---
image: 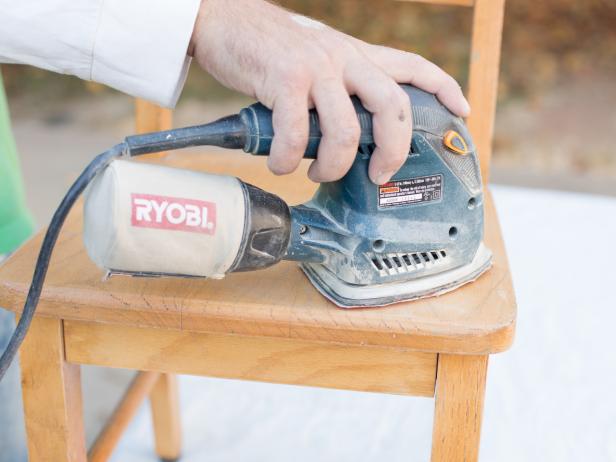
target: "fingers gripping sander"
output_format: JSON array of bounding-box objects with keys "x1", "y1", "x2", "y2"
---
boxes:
[{"x1": 84, "y1": 85, "x2": 492, "y2": 307}]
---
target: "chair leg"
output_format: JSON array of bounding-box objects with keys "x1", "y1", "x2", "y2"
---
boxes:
[
  {"x1": 150, "y1": 373, "x2": 182, "y2": 461},
  {"x1": 89, "y1": 371, "x2": 161, "y2": 462},
  {"x1": 431, "y1": 354, "x2": 488, "y2": 462},
  {"x1": 19, "y1": 317, "x2": 86, "y2": 462}
]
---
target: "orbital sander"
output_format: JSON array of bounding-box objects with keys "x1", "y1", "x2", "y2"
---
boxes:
[
  {"x1": 0, "y1": 84, "x2": 492, "y2": 380},
  {"x1": 85, "y1": 84, "x2": 492, "y2": 307}
]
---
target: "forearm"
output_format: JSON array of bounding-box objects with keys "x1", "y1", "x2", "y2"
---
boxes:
[{"x1": 189, "y1": 0, "x2": 286, "y2": 99}]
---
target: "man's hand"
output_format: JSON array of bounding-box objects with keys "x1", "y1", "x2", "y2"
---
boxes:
[{"x1": 189, "y1": 0, "x2": 470, "y2": 184}]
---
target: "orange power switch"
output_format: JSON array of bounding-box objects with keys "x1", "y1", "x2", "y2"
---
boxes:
[{"x1": 443, "y1": 130, "x2": 468, "y2": 155}]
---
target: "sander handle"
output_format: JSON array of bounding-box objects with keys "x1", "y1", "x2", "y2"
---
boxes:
[
  {"x1": 124, "y1": 85, "x2": 418, "y2": 158},
  {"x1": 240, "y1": 95, "x2": 375, "y2": 159}
]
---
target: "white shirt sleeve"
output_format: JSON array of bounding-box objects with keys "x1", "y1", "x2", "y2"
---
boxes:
[{"x1": 0, "y1": 0, "x2": 201, "y2": 108}]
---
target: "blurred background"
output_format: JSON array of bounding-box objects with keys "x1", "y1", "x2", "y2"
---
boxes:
[
  {"x1": 4, "y1": 0, "x2": 616, "y2": 222},
  {"x1": 2, "y1": 0, "x2": 616, "y2": 461}
]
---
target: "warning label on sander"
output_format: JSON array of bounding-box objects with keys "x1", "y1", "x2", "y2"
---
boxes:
[{"x1": 378, "y1": 174, "x2": 443, "y2": 207}]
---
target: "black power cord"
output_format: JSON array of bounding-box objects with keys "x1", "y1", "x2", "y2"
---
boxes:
[{"x1": 0, "y1": 143, "x2": 125, "y2": 381}]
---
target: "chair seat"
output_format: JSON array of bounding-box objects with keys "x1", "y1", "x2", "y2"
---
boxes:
[{"x1": 0, "y1": 151, "x2": 516, "y2": 355}]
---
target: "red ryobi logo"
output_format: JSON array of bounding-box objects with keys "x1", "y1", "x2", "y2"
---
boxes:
[{"x1": 131, "y1": 193, "x2": 216, "y2": 235}]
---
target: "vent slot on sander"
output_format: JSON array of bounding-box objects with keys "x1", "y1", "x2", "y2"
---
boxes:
[{"x1": 369, "y1": 249, "x2": 448, "y2": 276}]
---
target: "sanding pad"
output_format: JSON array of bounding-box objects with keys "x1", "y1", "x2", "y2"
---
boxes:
[{"x1": 301, "y1": 243, "x2": 493, "y2": 308}]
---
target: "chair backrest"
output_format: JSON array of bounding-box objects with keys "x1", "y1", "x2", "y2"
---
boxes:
[
  {"x1": 397, "y1": 0, "x2": 506, "y2": 183},
  {"x1": 134, "y1": 99, "x2": 173, "y2": 159},
  {"x1": 135, "y1": 0, "x2": 506, "y2": 183}
]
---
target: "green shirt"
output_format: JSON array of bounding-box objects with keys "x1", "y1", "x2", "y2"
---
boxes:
[{"x1": 0, "y1": 70, "x2": 34, "y2": 254}]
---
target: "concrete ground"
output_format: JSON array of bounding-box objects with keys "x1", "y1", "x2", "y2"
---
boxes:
[{"x1": 5, "y1": 85, "x2": 616, "y2": 459}]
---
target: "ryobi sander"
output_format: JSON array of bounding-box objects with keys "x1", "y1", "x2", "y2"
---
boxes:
[
  {"x1": 85, "y1": 84, "x2": 492, "y2": 307},
  {"x1": 0, "y1": 85, "x2": 491, "y2": 380}
]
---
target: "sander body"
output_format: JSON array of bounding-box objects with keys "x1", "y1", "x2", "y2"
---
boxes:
[{"x1": 84, "y1": 85, "x2": 492, "y2": 307}]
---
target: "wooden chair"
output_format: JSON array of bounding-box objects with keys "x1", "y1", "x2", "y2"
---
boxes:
[{"x1": 0, "y1": 0, "x2": 513, "y2": 460}]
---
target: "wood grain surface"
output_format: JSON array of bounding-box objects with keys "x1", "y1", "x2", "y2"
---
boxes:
[
  {"x1": 0, "y1": 150, "x2": 516, "y2": 354},
  {"x1": 467, "y1": 0, "x2": 506, "y2": 183},
  {"x1": 149, "y1": 373, "x2": 182, "y2": 460},
  {"x1": 19, "y1": 317, "x2": 87, "y2": 462},
  {"x1": 64, "y1": 320, "x2": 438, "y2": 397},
  {"x1": 431, "y1": 354, "x2": 488, "y2": 461}
]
